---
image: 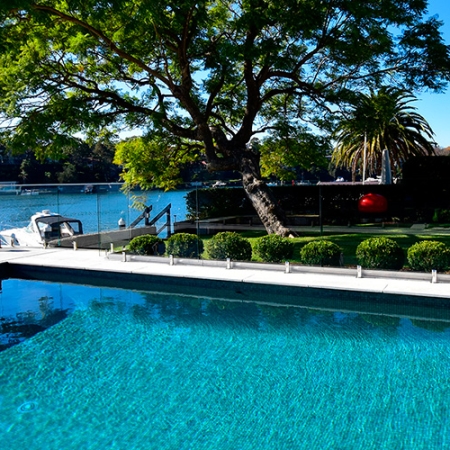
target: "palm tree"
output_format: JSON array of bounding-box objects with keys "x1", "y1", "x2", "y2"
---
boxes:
[{"x1": 332, "y1": 87, "x2": 436, "y2": 181}]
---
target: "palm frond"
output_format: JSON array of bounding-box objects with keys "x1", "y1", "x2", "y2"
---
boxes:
[{"x1": 332, "y1": 87, "x2": 436, "y2": 180}]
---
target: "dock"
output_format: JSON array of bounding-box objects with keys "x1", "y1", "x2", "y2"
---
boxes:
[{"x1": 1, "y1": 246, "x2": 450, "y2": 322}]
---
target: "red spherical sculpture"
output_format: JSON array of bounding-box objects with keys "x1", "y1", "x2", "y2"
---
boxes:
[{"x1": 358, "y1": 193, "x2": 388, "y2": 214}]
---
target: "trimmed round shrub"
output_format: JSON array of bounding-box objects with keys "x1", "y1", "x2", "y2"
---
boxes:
[
  {"x1": 206, "y1": 232, "x2": 252, "y2": 261},
  {"x1": 128, "y1": 234, "x2": 165, "y2": 256},
  {"x1": 300, "y1": 240, "x2": 342, "y2": 266},
  {"x1": 253, "y1": 234, "x2": 294, "y2": 263},
  {"x1": 356, "y1": 237, "x2": 404, "y2": 270},
  {"x1": 407, "y1": 240, "x2": 450, "y2": 272},
  {"x1": 165, "y1": 233, "x2": 204, "y2": 258}
]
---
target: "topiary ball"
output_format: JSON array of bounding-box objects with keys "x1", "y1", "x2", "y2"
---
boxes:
[
  {"x1": 128, "y1": 234, "x2": 165, "y2": 256},
  {"x1": 206, "y1": 232, "x2": 252, "y2": 261},
  {"x1": 356, "y1": 237, "x2": 404, "y2": 270},
  {"x1": 300, "y1": 240, "x2": 342, "y2": 266},
  {"x1": 253, "y1": 234, "x2": 294, "y2": 263},
  {"x1": 407, "y1": 240, "x2": 450, "y2": 272},
  {"x1": 165, "y1": 233, "x2": 204, "y2": 258}
]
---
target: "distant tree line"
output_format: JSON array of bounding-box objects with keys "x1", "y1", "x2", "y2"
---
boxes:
[
  {"x1": 0, "y1": 142, "x2": 120, "y2": 183},
  {"x1": 1, "y1": 138, "x2": 449, "y2": 187}
]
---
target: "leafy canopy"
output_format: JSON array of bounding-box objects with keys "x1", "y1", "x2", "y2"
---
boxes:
[
  {"x1": 259, "y1": 126, "x2": 330, "y2": 181},
  {"x1": 332, "y1": 87, "x2": 436, "y2": 178},
  {"x1": 0, "y1": 0, "x2": 449, "y2": 186}
]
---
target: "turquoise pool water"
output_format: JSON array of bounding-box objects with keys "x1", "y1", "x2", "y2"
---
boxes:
[{"x1": 1, "y1": 279, "x2": 450, "y2": 449}]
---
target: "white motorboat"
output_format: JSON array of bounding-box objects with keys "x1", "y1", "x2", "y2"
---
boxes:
[
  {"x1": 0, "y1": 210, "x2": 83, "y2": 248},
  {"x1": 212, "y1": 181, "x2": 227, "y2": 188},
  {"x1": 0, "y1": 205, "x2": 168, "y2": 249}
]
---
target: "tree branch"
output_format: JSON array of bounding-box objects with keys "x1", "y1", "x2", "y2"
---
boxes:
[{"x1": 32, "y1": 4, "x2": 171, "y2": 87}]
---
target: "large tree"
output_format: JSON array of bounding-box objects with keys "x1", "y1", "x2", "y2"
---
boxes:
[
  {"x1": 0, "y1": 1, "x2": 449, "y2": 235},
  {"x1": 331, "y1": 87, "x2": 437, "y2": 181}
]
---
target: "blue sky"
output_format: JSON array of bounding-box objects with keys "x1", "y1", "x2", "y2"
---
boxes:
[
  {"x1": 416, "y1": 0, "x2": 450, "y2": 147},
  {"x1": 122, "y1": 1, "x2": 450, "y2": 146}
]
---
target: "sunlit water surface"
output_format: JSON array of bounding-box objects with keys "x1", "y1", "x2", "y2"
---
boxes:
[
  {"x1": 0, "y1": 188, "x2": 190, "y2": 235},
  {"x1": 1, "y1": 279, "x2": 450, "y2": 449}
]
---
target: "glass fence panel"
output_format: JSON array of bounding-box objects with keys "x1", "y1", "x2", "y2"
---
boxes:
[{"x1": 0, "y1": 183, "x2": 190, "y2": 249}]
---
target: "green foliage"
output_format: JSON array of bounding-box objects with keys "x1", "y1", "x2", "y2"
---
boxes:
[
  {"x1": 356, "y1": 237, "x2": 404, "y2": 270},
  {"x1": 128, "y1": 235, "x2": 165, "y2": 256},
  {"x1": 300, "y1": 240, "x2": 342, "y2": 266},
  {"x1": 165, "y1": 233, "x2": 204, "y2": 258},
  {"x1": 432, "y1": 209, "x2": 450, "y2": 224},
  {"x1": 259, "y1": 126, "x2": 330, "y2": 181},
  {"x1": 407, "y1": 240, "x2": 450, "y2": 272},
  {"x1": 206, "y1": 232, "x2": 252, "y2": 261},
  {"x1": 0, "y1": 0, "x2": 448, "y2": 193},
  {"x1": 1, "y1": 0, "x2": 449, "y2": 235},
  {"x1": 114, "y1": 136, "x2": 198, "y2": 191},
  {"x1": 332, "y1": 88, "x2": 436, "y2": 180},
  {"x1": 244, "y1": 230, "x2": 450, "y2": 267},
  {"x1": 253, "y1": 234, "x2": 294, "y2": 263}
]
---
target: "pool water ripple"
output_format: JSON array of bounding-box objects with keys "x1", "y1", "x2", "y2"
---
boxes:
[
  {"x1": 17, "y1": 401, "x2": 38, "y2": 414},
  {"x1": 0, "y1": 280, "x2": 450, "y2": 448}
]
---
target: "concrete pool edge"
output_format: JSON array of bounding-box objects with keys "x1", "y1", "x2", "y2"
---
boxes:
[{"x1": 1, "y1": 247, "x2": 450, "y2": 322}]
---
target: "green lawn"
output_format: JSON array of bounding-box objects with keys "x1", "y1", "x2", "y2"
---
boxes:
[
  {"x1": 131, "y1": 229, "x2": 450, "y2": 268},
  {"x1": 232, "y1": 231, "x2": 450, "y2": 267}
]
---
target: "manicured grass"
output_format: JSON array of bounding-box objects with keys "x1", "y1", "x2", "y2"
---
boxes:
[
  {"x1": 132, "y1": 230, "x2": 450, "y2": 267},
  {"x1": 238, "y1": 230, "x2": 450, "y2": 266}
]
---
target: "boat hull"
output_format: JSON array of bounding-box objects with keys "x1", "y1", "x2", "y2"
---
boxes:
[{"x1": 47, "y1": 226, "x2": 157, "y2": 249}]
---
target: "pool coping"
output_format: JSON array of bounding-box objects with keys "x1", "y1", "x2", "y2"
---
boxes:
[
  {"x1": 1, "y1": 247, "x2": 450, "y2": 323},
  {"x1": 114, "y1": 252, "x2": 450, "y2": 283},
  {"x1": 1, "y1": 247, "x2": 449, "y2": 293}
]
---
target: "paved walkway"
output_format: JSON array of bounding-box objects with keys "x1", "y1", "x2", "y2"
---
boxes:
[{"x1": 1, "y1": 246, "x2": 449, "y2": 301}]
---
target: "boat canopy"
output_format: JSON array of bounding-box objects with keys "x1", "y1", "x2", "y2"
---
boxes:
[{"x1": 34, "y1": 215, "x2": 83, "y2": 239}]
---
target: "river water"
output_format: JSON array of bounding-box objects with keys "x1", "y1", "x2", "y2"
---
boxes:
[{"x1": 0, "y1": 184, "x2": 191, "y2": 236}]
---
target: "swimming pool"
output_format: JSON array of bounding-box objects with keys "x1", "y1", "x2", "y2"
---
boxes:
[{"x1": 1, "y1": 278, "x2": 450, "y2": 449}]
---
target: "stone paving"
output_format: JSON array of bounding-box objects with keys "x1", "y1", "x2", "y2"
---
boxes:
[{"x1": 1, "y1": 246, "x2": 449, "y2": 301}]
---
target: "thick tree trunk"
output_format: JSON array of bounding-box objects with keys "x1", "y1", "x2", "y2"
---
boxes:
[{"x1": 239, "y1": 150, "x2": 296, "y2": 237}]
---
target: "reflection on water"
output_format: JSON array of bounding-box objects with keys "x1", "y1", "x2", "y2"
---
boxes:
[
  {"x1": 1, "y1": 279, "x2": 450, "y2": 449},
  {"x1": 0, "y1": 283, "x2": 70, "y2": 351},
  {"x1": 1, "y1": 278, "x2": 450, "y2": 354}
]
